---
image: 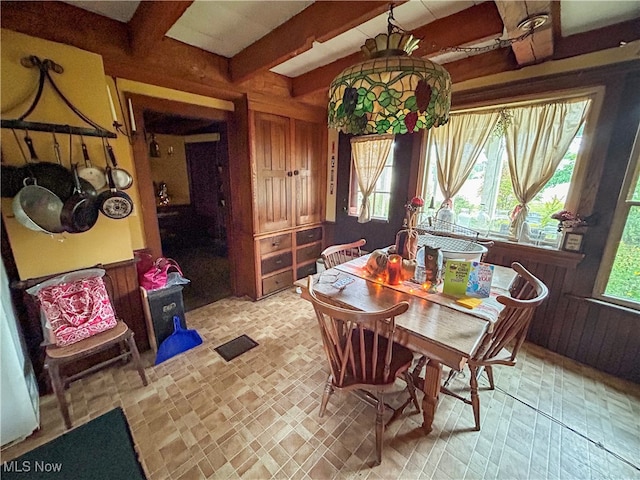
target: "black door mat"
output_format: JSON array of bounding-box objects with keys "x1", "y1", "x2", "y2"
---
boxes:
[{"x1": 215, "y1": 334, "x2": 259, "y2": 362}]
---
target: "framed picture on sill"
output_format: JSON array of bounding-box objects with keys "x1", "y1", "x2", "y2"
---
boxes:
[{"x1": 562, "y1": 232, "x2": 584, "y2": 252}]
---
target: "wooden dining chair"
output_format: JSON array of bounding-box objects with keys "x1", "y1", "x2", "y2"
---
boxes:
[
  {"x1": 304, "y1": 276, "x2": 420, "y2": 466},
  {"x1": 321, "y1": 238, "x2": 366, "y2": 269},
  {"x1": 441, "y1": 261, "x2": 548, "y2": 431},
  {"x1": 25, "y1": 269, "x2": 148, "y2": 429}
]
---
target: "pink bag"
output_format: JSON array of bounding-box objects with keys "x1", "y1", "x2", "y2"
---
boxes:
[
  {"x1": 36, "y1": 276, "x2": 117, "y2": 347},
  {"x1": 140, "y1": 257, "x2": 183, "y2": 291}
]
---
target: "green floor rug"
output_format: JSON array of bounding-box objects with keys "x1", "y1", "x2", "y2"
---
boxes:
[{"x1": 1, "y1": 408, "x2": 146, "y2": 480}]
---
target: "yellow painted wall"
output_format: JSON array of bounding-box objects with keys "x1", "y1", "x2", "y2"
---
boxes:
[
  {"x1": 1, "y1": 29, "x2": 134, "y2": 280},
  {"x1": 149, "y1": 134, "x2": 190, "y2": 206},
  {"x1": 0, "y1": 29, "x2": 237, "y2": 279}
]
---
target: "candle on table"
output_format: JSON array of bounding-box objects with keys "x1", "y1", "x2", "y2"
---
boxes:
[
  {"x1": 387, "y1": 254, "x2": 403, "y2": 285},
  {"x1": 128, "y1": 98, "x2": 137, "y2": 132},
  {"x1": 106, "y1": 85, "x2": 118, "y2": 124}
]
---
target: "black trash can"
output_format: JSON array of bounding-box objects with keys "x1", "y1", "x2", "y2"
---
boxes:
[{"x1": 141, "y1": 285, "x2": 187, "y2": 351}]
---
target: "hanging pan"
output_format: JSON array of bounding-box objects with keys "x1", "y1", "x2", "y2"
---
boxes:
[
  {"x1": 10, "y1": 132, "x2": 65, "y2": 234},
  {"x1": 97, "y1": 167, "x2": 133, "y2": 219},
  {"x1": 21, "y1": 129, "x2": 76, "y2": 201},
  {"x1": 12, "y1": 177, "x2": 65, "y2": 234},
  {"x1": 77, "y1": 135, "x2": 106, "y2": 190},
  {"x1": 104, "y1": 138, "x2": 132, "y2": 190},
  {"x1": 60, "y1": 163, "x2": 99, "y2": 233}
]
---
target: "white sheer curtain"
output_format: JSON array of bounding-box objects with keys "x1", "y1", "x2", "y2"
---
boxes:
[
  {"x1": 429, "y1": 111, "x2": 499, "y2": 208},
  {"x1": 351, "y1": 134, "x2": 394, "y2": 223},
  {"x1": 505, "y1": 99, "x2": 591, "y2": 240}
]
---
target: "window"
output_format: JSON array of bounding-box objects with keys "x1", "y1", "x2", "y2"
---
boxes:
[
  {"x1": 597, "y1": 126, "x2": 640, "y2": 307},
  {"x1": 418, "y1": 91, "x2": 597, "y2": 247},
  {"x1": 348, "y1": 146, "x2": 394, "y2": 221}
]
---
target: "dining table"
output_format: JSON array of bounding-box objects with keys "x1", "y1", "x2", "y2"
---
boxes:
[{"x1": 297, "y1": 253, "x2": 517, "y2": 433}]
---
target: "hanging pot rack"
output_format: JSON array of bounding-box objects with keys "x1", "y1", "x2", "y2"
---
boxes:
[{"x1": 0, "y1": 55, "x2": 116, "y2": 139}]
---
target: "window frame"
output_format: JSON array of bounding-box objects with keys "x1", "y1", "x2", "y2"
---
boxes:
[
  {"x1": 416, "y1": 86, "x2": 605, "y2": 246},
  {"x1": 594, "y1": 124, "x2": 640, "y2": 309},
  {"x1": 347, "y1": 146, "x2": 395, "y2": 222}
]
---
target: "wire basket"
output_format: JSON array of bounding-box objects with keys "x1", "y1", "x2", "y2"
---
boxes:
[
  {"x1": 415, "y1": 216, "x2": 482, "y2": 241},
  {"x1": 416, "y1": 233, "x2": 488, "y2": 262}
]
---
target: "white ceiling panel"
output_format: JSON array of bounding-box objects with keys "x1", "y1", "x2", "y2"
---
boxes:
[
  {"x1": 60, "y1": 1, "x2": 640, "y2": 80},
  {"x1": 271, "y1": 29, "x2": 369, "y2": 77},
  {"x1": 420, "y1": 0, "x2": 478, "y2": 19},
  {"x1": 273, "y1": 1, "x2": 441, "y2": 77},
  {"x1": 63, "y1": 0, "x2": 140, "y2": 22},
  {"x1": 561, "y1": 1, "x2": 640, "y2": 36},
  {"x1": 167, "y1": 0, "x2": 313, "y2": 58}
]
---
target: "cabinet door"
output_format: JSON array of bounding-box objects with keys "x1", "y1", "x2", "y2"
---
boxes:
[
  {"x1": 254, "y1": 112, "x2": 293, "y2": 232},
  {"x1": 293, "y1": 119, "x2": 324, "y2": 226}
]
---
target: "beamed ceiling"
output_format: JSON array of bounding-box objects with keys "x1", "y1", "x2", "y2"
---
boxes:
[{"x1": 1, "y1": 1, "x2": 639, "y2": 108}]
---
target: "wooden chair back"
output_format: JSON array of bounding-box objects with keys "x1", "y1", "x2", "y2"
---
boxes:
[
  {"x1": 304, "y1": 277, "x2": 409, "y2": 388},
  {"x1": 473, "y1": 262, "x2": 548, "y2": 365},
  {"x1": 321, "y1": 239, "x2": 366, "y2": 270}
]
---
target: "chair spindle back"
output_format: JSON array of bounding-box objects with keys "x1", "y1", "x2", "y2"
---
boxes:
[
  {"x1": 305, "y1": 277, "x2": 409, "y2": 387},
  {"x1": 321, "y1": 239, "x2": 366, "y2": 270},
  {"x1": 474, "y1": 262, "x2": 548, "y2": 364}
]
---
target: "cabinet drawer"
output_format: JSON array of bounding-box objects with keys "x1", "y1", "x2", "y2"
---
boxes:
[
  {"x1": 297, "y1": 262, "x2": 317, "y2": 280},
  {"x1": 261, "y1": 252, "x2": 292, "y2": 275},
  {"x1": 297, "y1": 243, "x2": 322, "y2": 264},
  {"x1": 296, "y1": 227, "x2": 322, "y2": 246},
  {"x1": 259, "y1": 233, "x2": 292, "y2": 255},
  {"x1": 262, "y1": 270, "x2": 293, "y2": 296}
]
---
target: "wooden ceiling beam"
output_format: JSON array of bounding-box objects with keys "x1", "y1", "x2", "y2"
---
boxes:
[
  {"x1": 104, "y1": 37, "x2": 241, "y2": 102},
  {"x1": 0, "y1": 1, "x2": 130, "y2": 59},
  {"x1": 411, "y1": 2, "x2": 504, "y2": 58},
  {"x1": 1, "y1": 1, "x2": 240, "y2": 101},
  {"x1": 128, "y1": 1, "x2": 194, "y2": 58},
  {"x1": 553, "y1": 18, "x2": 640, "y2": 61},
  {"x1": 447, "y1": 48, "x2": 519, "y2": 86},
  {"x1": 494, "y1": 1, "x2": 553, "y2": 66},
  {"x1": 291, "y1": 2, "x2": 505, "y2": 99},
  {"x1": 230, "y1": 1, "x2": 396, "y2": 83}
]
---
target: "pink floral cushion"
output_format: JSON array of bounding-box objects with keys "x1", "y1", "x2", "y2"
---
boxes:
[{"x1": 36, "y1": 276, "x2": 117, "y2": 347}]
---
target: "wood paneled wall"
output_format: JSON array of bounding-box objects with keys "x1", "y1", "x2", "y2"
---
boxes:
[{"x1": 484, "y1": 243, "x2": 640, "y2": 383}]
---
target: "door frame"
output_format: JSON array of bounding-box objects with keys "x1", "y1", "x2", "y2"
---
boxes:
[{"x1": 126, "y1": 94, "x2": 236, "y2": 287}]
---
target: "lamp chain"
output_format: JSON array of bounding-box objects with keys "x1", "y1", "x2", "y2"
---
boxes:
[
  {"x1": 388, "y1": 6, "x2": 543, "y2": 57},
  {"x1": 434, "y1": 27, "x2": 539, "y2": 55}
]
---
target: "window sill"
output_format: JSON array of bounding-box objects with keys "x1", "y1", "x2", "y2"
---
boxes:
[
  {"x1": 485, "y1": 238, "x2": 585, "y2": 269},
  {"x1": 566, "y1": 294, "x2": 640, "y2": 314},
  {"x1": 347, "y1": 214, "x2": 389, "y2": 224}
]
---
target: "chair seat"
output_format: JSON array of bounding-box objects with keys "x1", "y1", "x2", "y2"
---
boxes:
[
  {"x1": 45, "y1": 321, "x2": 129, "y2": 359},
  {"x1": 338, "y1": 330, "x2": 414, "y2": 389}
]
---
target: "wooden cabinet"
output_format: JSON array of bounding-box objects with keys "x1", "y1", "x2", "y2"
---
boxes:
[
  {"x1": 229, "y1": 97, "x2": 326, "y2": 299},
  {"x1": 256, "y1": 225, "x2": 323, "y2": 298},
  {"x1": 253, "y1": 112, "x2": 324, "y2": 234},
  {"x1": 292, "y1": 119, "x2": 324, "y2": 227},
  {"x1": 254, "y1": 113, "x2": 292, "y2": 233}
]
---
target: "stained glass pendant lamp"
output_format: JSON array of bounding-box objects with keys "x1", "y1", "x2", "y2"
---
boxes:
[{"x1": 328, "y1": 8, "x2": 452, "y2": 136}]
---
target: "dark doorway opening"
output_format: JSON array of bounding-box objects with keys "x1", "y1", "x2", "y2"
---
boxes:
[{"x1": 144, "y1": 110, "x2": 231, "y2": 311}]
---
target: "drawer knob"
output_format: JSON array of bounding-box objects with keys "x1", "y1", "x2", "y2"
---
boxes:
[
  {"x1": 275, "y1": 260, "x2": 282, "y2": 264},
  {"x1": 272, "y1": 241, "x2": 280, "y2": 247},
  {"x1": 287, "y1": 171, "x2": 293, "y2": 177},
  {"x1": 293, "y1": 170, "x2": 299, "y2": 176}
]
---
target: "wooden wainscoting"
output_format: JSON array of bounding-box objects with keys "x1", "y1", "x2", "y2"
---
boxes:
[
  {"x1": 11, "y1": 258, "x2": 149, "y2": 395},
  {"x1": 485, "y1": 242, "x2": 640, "y2": 383}
]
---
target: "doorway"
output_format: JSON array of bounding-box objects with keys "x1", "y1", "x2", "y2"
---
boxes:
[{"x1": 142, "y1": 109, "x2": 232, "y2": 311}]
